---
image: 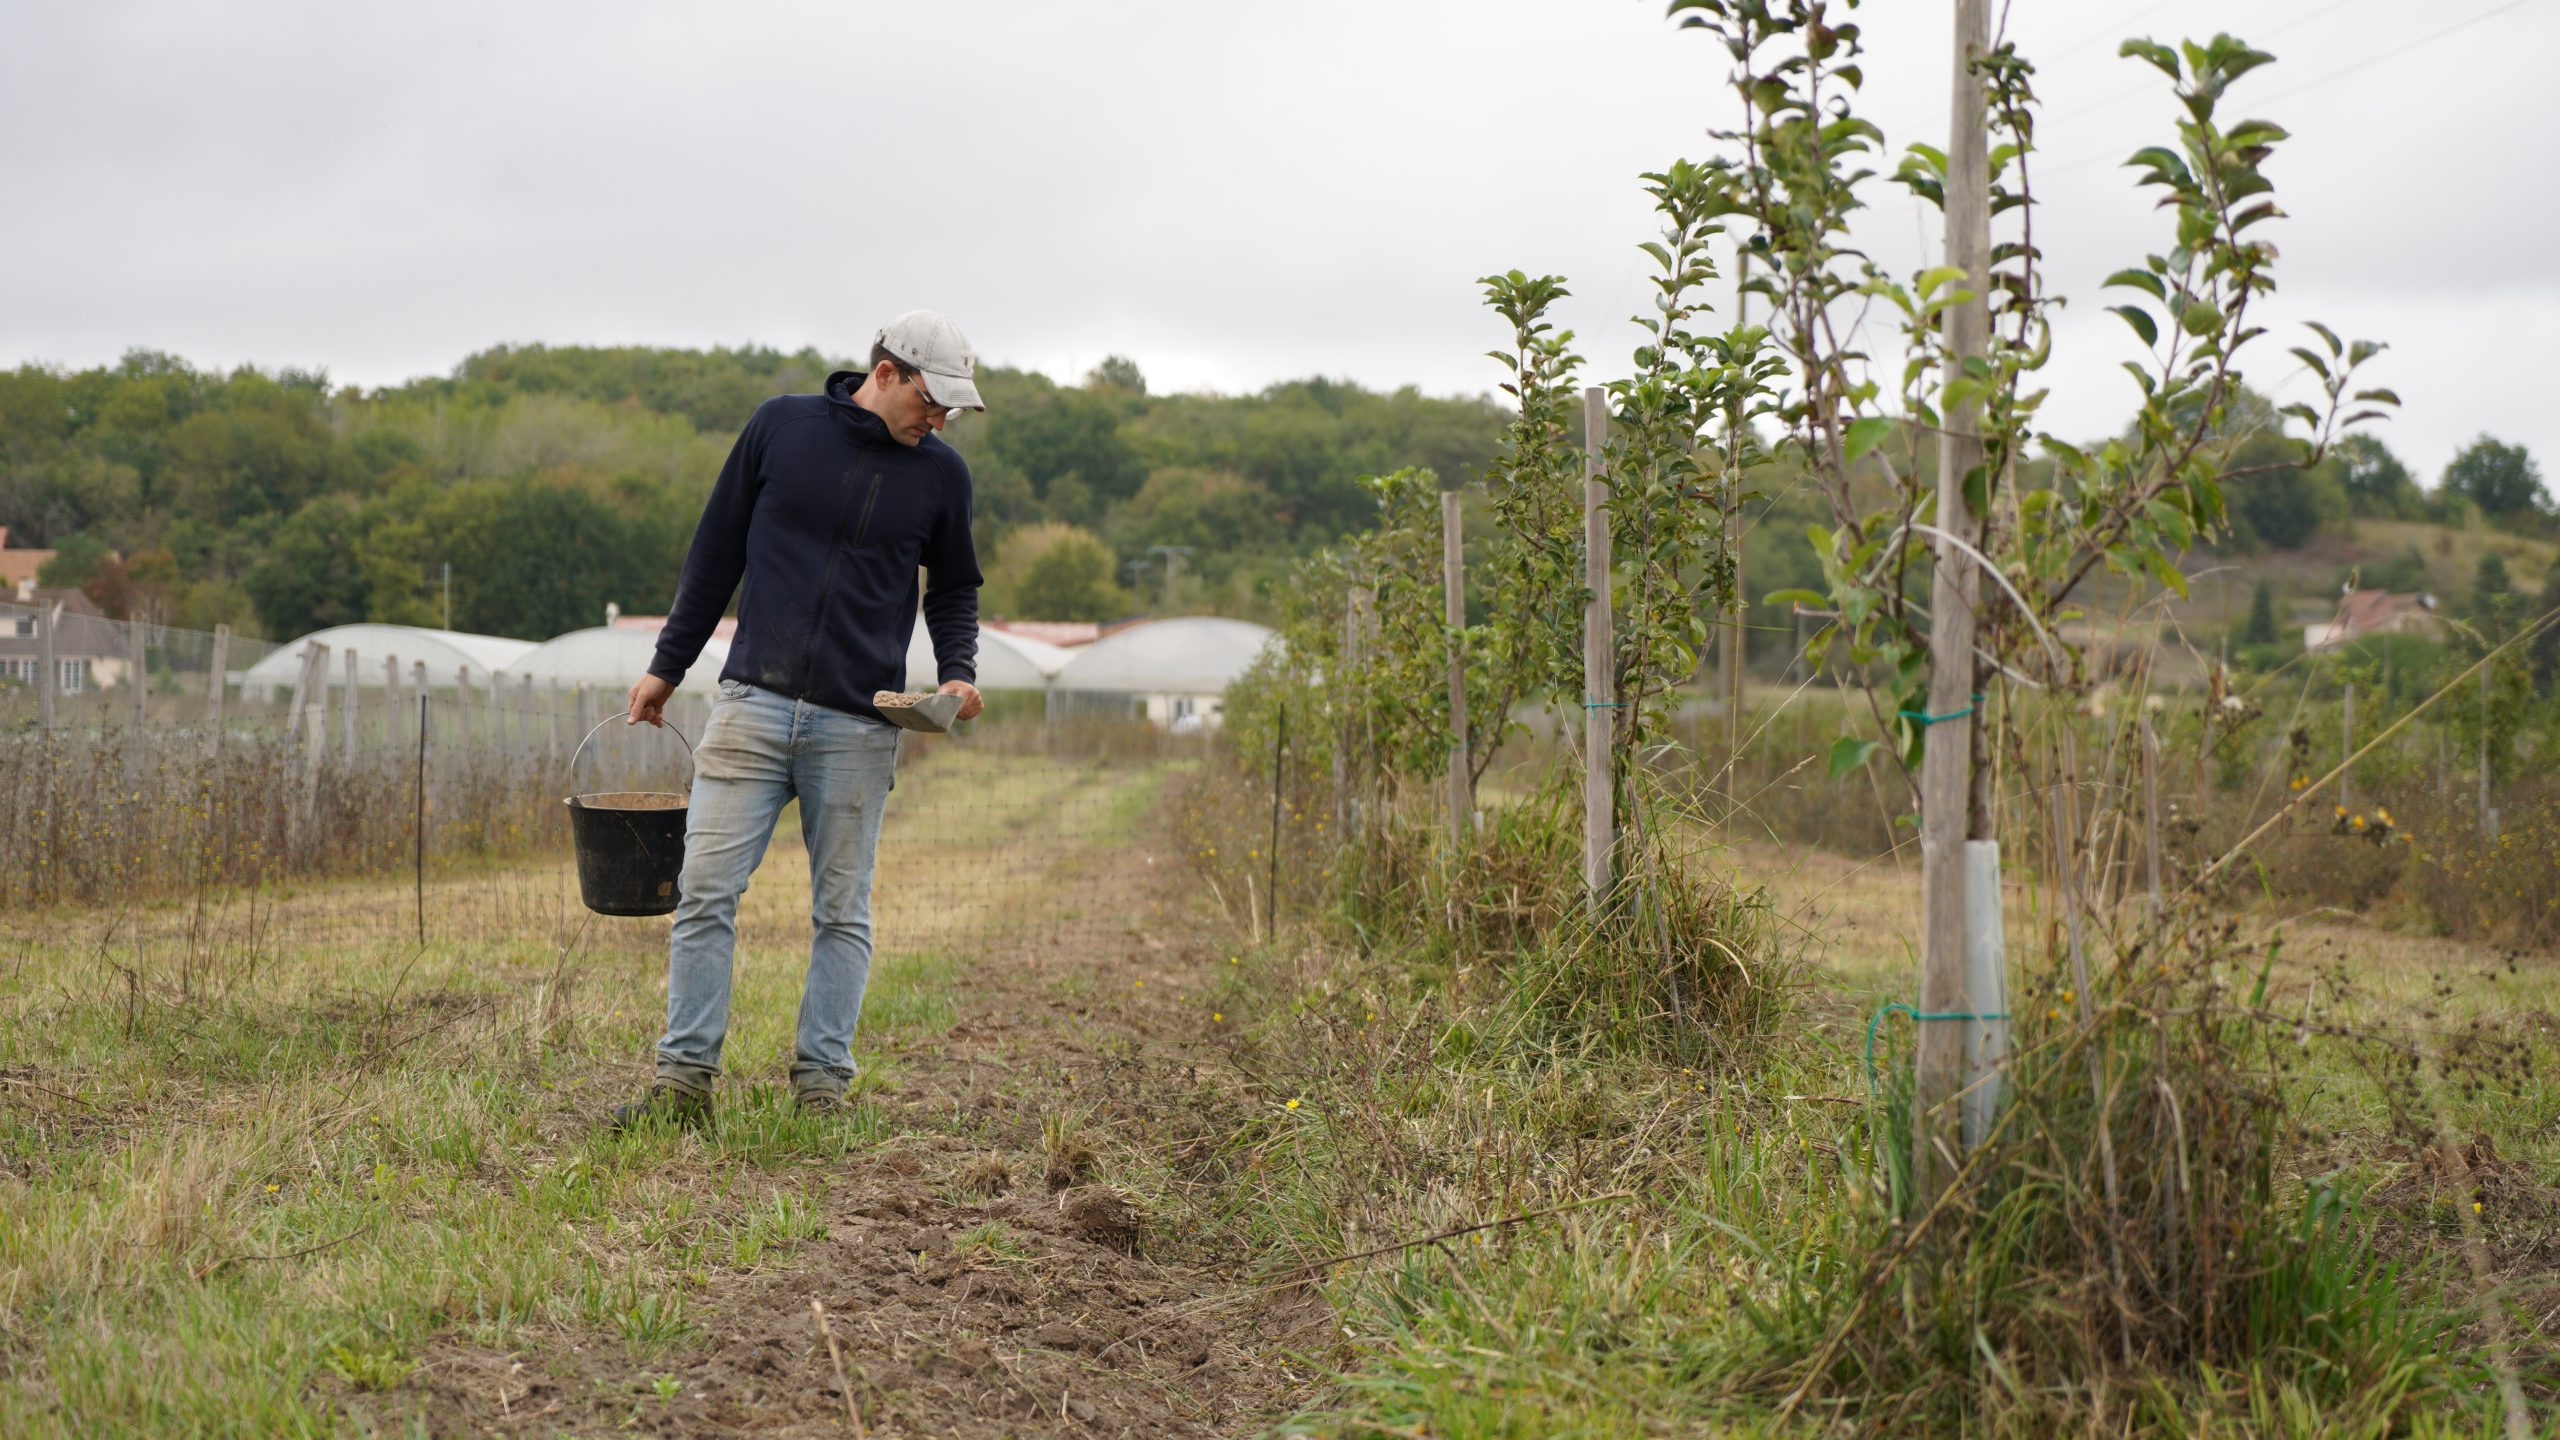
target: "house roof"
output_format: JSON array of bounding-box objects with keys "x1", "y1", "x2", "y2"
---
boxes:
[
  {"x1": 0, "y1": 529, "x2": 55, "y2": 590},
  {"x1": 986, "y1": 619, "x2": 1100, "y2": 649},
  {"x1": 901, "y1": 620, "x2": 1075, "y2": 690},
  {"x1": 2335, "y1": 589, "x2": 2436, "y2": 633},
  {"x1": 0, "y1": 590, "x2": 123, "y2": 659},
  {"x1": 611, "y1": 614, "x2": 740, "y2": 641}
]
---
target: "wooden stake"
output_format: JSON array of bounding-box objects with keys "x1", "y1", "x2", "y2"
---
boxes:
[
  {"x1": 2477, "y1": 663, "x2": 2493, "y2": 837},
  {"x1": 1269, "y1": 702, "x2": 1287, "y2": 936},
  {"x1": 2140, "y1": 712, "x2": 2162, "y2": 923},
  {"x1": 385, "y1": 654, "x2": 402, "y2": 749},
  {"x1": 342, "y1": 646, "x2": 358, "y2": 766},
  {"x1": 1914, "y1": 0, "x2": 1993, "y2": 1210},
  {"x1": 127, "y1": 614, "x2": 148, "y2": 777},
  {"x1": 1725, "y1": 515, "x2": 1744, "y2": 788},
  {"x1": 36, "y1": 600, "x2": 58, "y2": 732},
  {"x1": 296, "y1": 642, "x2": 330, "y2": 844},
  {"x1": 284, "y1": 642, "x2": 312, "y2": 737},
  {"x1": 205, "y1": 624, "x2": 230, "y2": 761},
  {"x1": 1582, "y1": 387, "x2": 1614, "y2": 903},
  {"x1": 2340, "y1": 680, "x2": 2354, "y2": 814},
  {"x1": 1442, "y1": 486, "x2": 1469, "y2": 847},
  {"x1": 1346, "y1": 584, "x2": 1375, "y2": 840},
  {"x1": 415, "y1": 690, "x2": 427, "y2": 946},
  {"x1": 1332, "y1": 589, "x2": 1354, "y2": 840}
]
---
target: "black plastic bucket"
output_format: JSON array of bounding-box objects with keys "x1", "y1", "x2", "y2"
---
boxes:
[{"x1": 564, "y1": 717, "x2": 696, "y2": 917}]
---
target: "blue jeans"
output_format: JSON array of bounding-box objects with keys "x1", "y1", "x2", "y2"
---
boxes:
[{"x1": 656, "y1": 680, "x2": 899, "y2": 1100}]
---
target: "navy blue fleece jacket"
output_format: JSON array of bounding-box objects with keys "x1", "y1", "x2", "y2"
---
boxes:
[{"x1": 648, "y1": 371, "x2": 981, "y2": 721}]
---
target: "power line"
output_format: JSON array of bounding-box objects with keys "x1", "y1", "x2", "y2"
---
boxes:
[
  {"x1": 2253, "y1": 0, "x2": 2544, "y2": 107},
  {"x1": 2034, "y1": 0, "x2": 2546, "y2": 183},
  {"x1": 2040, "y1": 0, "x2": 2182, "y2": 66}
]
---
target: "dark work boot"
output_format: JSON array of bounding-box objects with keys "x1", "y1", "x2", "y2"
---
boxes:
[
  {"x1": 609, "y1": 1081, "x2": 711, "y2": 1133},
  {"x1": 793, "y1": 1087, "x2": 846, "y2": 1117}
]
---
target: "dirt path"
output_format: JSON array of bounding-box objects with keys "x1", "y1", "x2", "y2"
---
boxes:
[{"x1": 401, "y1": 826, "x2": 1323, "y2": 1438}]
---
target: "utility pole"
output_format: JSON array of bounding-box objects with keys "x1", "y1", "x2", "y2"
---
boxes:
[
  {"x1": 1147, "y1": 544, "x2": 1193, "y2": 611},
  {"x1": 1913, "y1": 0, "x2": 1993, "y2": 1211}
]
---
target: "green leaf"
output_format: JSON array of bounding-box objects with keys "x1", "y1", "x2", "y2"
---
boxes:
[
  {"x1": 2117, "y1": 38, "x2": 2181, "y2": 80},
  {"x1": 1762, "y1": 588, "x2": 1827, "y2": 609},
  {"x1": 2179, "y1": 300, "x2": 2224, "y2": 337},
  {"x1": 2102, "y1": 268, "x2": 2166, "y2": 300},
  {"x1": 2109, "y1": 306, "x2": 2159, "y2": 346},
  {"x1": 2124, "y1": 145, "x2": 2189, "y2": 183},
  {"x1": 1842, "y1": 417, "x2": 1892, "y2": 465},
  {"x1": 2352, "y1": 388, "x2": 2401, "y2": 406},
  {"x1": 1828, "y1": 735, "x2": 1881, "y2": 779}
]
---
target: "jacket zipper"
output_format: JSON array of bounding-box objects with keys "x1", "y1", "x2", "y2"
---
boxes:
[{"x1": 798, "y1": 468, "x2": 883, "y2": 696}]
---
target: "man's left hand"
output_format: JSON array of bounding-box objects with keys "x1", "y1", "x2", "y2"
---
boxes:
[{"x1": 938, "y1": 678, "x2": 983, "y2": 722}]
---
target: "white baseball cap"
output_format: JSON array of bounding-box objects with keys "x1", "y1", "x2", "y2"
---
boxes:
[{"x1": 876, "y1": 310, "x2": 986, "y2": 412}]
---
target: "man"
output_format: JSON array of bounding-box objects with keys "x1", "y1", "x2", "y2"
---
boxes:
[{"x1": 614, "y1": 310, "x2": 988, "y2": 1129}]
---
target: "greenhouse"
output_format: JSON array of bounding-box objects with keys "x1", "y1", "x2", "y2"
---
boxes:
[
  {"x1": 512, "y1": 626, "x2": 731, "y2": 694},
  {"x1": 902, "y1": 619, "x2": 1075, "y2": 692},
  {"x1": 236, "y1": 624, "x2": 537, "y2": 695},
  {"x1": 1050, "y1": 617, "x2": 1275, "y2": 728}
]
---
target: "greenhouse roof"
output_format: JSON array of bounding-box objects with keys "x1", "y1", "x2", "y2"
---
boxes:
[
  {"x1": 903, "y1": 619, "x2": 1075, "y2": 691},
  {"x1": 1051, "y1": 617, "x2": 1274, "y2": 695},
  {"x1": 237, "y1": 624, "x2": 538, "y2": 689},
  {"x1": 512, "y1": 626, "x2": 732, "y2": 693}
]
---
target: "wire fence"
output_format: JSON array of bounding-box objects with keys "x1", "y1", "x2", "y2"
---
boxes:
[{"x1": 0, "y1": 609, "x2": 1223, "y2": 975}]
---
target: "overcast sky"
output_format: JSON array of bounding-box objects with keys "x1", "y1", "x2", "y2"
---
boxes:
[{"x1": 3, "y1": 0, "x2": 2553, "y2": 484}]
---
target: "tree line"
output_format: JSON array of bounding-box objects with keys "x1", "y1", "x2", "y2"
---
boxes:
[
  {"x1": 1, "y1": 345, "x2": 2544, "y2": 653},
  {"x1": 0, "y1": 346, "x2": 1505, "y2": 640}
]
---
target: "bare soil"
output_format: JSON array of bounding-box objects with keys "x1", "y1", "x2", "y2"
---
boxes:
[{"x1": 394, "y1": 846, "x2": 1325, "y2": 1438}]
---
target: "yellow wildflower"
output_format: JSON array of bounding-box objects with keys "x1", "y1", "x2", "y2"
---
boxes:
[{"x1": 1284, "y1": 1097, "x2": 1302, "y2": 1111}]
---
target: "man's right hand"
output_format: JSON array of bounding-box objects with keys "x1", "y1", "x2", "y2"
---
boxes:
[{"x1": 627, "y1": 673, "x2": 675, "y2": 727}]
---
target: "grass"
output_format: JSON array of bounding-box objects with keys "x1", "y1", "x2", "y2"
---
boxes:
[
  {"x1": 1185, "y1": 782, "x2": 2556, "y2": 1437},
  {"x1": 0, "y1": 741, "x2": 1169, "y2": 1437},
  {"x1": 6, "y1": 715, "x2": 2547, "y2": 1435}
]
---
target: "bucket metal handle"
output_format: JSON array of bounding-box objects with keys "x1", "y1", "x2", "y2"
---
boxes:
[{"x1": 567, "y1": 713, "x2": 696, "y2": 798}]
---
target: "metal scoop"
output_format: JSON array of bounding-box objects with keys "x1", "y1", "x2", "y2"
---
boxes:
[{"x1": 871, "y1": 690, "x2": 963, "y2": 733}]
